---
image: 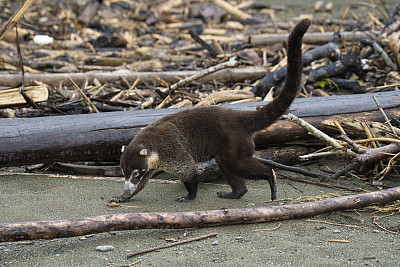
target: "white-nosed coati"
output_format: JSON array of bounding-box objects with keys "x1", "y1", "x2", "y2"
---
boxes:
[{"x1": 110, "y1": 19, "x2": 311, "y2": 203}]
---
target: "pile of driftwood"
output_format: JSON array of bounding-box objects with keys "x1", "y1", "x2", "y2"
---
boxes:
[{"x1": 1, "y1": 0, "x2": 400, "y2": 116}]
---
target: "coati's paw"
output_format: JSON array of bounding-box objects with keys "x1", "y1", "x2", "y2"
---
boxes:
[
  {"x1": 175, "y1": 196, "x2": 193, "y2": 202},
  {"x1": 217, "y1": 191, "x2": 242, "y2": 199},
  {"x1": 108, "y1": 196, "x2": 125, "y2": 203}
]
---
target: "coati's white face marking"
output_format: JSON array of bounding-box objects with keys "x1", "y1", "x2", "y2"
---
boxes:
[
  {"x1": 147, "y1": 152, "x2": 160, "y2": 169},
  {"x1": 121, "y1": 145, "x2": 126, "y2": 153},
  {"x1": 140, "y1": 148, "x2": 147, "y2": 156},
  {"x1": 124, "y1": 179, "x2": 137, "y2": 194}
]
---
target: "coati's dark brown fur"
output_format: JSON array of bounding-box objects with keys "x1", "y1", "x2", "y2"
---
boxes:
[{"x1": 111, "y1": 19, "x2": 311, "y2": 203}]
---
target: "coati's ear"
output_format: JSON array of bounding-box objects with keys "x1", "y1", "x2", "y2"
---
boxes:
[
  {"x1": 121, "y1": 145, "x2": 126, "y2": 153},
  {"x1": 139, "y1": 148, "x2": 148, "y2": 156}
]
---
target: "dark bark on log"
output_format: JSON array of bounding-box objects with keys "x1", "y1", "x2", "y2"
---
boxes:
[
  {"x1": 1, "y1": 186, "x2": 399, "y2": 242},
  {"x1": 0, "y1": 91, "x2": 399, "y2": 167},
  {"x1": 329, "y1": 78, "x2": 369, "y2": 94},
  {"x1": 255, "y1": 41, "x2": 341, "y2": 97},
  {"x1": 255, "y1": 145, "x2": 315, "y2": 165},
  {"x1": 307, "y1": 49, "x2": 364, "y2": 83}
]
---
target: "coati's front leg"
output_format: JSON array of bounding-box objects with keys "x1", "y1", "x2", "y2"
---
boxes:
[
  {"x1": 175, "y1": 164, "x2": 199, "y2": 202},
  {"x1": 176, "y1": 178, "x2": 198, "y2": 202},
  {"x1": 163, "y1": 150, "x2": 199, "y2": 202}
]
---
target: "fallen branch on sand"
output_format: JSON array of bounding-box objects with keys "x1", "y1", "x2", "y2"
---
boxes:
[{"x1": 1, "y1": 186, "x2": 399, "y2": 242}]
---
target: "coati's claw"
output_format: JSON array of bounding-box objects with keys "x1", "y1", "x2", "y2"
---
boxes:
[
  {"x1": 108, "y1": 196, "x2": 124, "y2": 203},
  {"x1": 217, "y1": 191, "x2": 240, "y2": 199},
  {"x1": 175, "y1": 196, "x2": 193, "y2": 202}
]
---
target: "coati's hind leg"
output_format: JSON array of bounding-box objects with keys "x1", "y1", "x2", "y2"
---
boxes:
[
  {"x1": 218, "y1": 144, "x2": 277, "y2": 200},
  {"x1": 216, "y1": 162, "x2": 248, "y2": 199}
]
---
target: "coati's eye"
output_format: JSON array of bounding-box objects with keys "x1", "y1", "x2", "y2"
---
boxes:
[
  {"x1": 139, "y1": 149, "x2": 148, "y2": 156},
  {"x1": 132, "y1": 169, "x2": 140, "y2": 177}
]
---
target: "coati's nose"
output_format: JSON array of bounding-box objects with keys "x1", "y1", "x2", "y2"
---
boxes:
[{"x1": 124, "y1": 180, "x2": 137, "y2": 194}]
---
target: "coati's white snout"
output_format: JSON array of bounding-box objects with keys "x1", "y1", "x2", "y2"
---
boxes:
[{"x1": 124, "y1": 180, "x2": 137, "y2": 194}]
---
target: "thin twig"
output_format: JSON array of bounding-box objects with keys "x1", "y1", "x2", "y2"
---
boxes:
[
  {"x1": 283, "y1": 113, "x2": 358, "y2": 158},
  {"x1": 15, "y1": 26, "x2": 41, "y2": 112},
  {"x1": 278, "y1": 173, "x2": 369, "y2": 192},
  {"x1": 165, "y1": 60, "x2": 240, "y2": 93},
  {"x1": 331, "y1": 162, "x2": 357, "y2": 179},
  {"x1": 189, "y1": 28, "x2": 219, "y2": 57},
  {"x1": 254, "y1": 223, "x2": 281, "y2": 232},
  {"x1": 306, "y1": 219, "x2": 368, "y2": 231},
  {"x1": 372, "y1": 95, "x2": 399, "y2": 138},
  {"x1": 340, "y1": 134, "x2": 367, "y2": 154},
  {"x1": 213, "y1": 0, "x2": 252, "y2": 20},
  {"x1": 126, "y1": 232, "x2": 218, "y2": 258},
  {"x1": 109, "y1": 259, "x2": 143, "y2": 267},
  {"x1": 372, "y1": 214, "x2": 400, "y2": 235},
  {"x1": 0, "y1": 0, "x2": 35, "y2": 40},
  {"x1": 299, "y1": 150, "x2": 345, "y2": 161},
  {"x1": 333, "y1": 120, "x2": 346, "y2": 135},
  {"x1": 361, "y1": 39, "x2": 397, "y2": 70},
  {"x1": 68, "y1": 77, "x2": 100, "y2": 113},
  {"x1": 255, "y1": 157, "x2": 330, "y2": 180},
  {"x1": 375, "y1": 152, "x2": 400, "y2": 181}
]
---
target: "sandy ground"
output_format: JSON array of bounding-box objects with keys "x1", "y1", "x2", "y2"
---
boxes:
[{"x1": 0, "y1": 162, "x2": 399, "y2": 267}]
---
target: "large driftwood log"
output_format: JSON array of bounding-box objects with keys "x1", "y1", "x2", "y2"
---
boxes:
[
  {"x1": 0, "y1": 67, "x2": 266, "y2": 87},
  {"x1": 0, "y1": 91, "x2": 399, "y2": 167},
  {"x1": 250, "y1": 31, "x2": 378, "y2": 45},
  {"x1": 1, "y1": 186, "x2": 399, "y2": 242}
]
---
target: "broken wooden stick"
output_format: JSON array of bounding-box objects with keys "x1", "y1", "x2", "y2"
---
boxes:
[
  {"x1": 126, "y1": 232, "x2": 217, "y2": 258},
  {"x1": 1, "y1": 186, "x2": 399, "y2": 242},
  {"x1": 166, "y1": 60, "x2": 240, "y2": 93},
  {"x1": 213, "y1": 0, "x2": 252, "y2": 20},
  {"x1": 0, "y1": 85, "x2": 48, "y2": 107},
  {"x1": 282, "y1": 113, "x2": 358, "y2": 158},
  {"x1": 250, "y1": 31, "x2": 377, "y2": 46},
  {"x1": 255, "y1": 157, "x2": 330, "y2": 180},
  {"x1": 361, "y1": 39, "x2": 398, "y2": 71},
  {"x1": 0, "y1": 0, "x2": 35, "y2": 40}
]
